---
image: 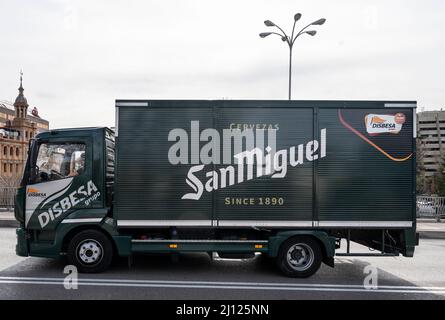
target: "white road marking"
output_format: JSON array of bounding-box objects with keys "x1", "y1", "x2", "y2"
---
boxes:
[{"x1": 0, "y1": 276, "x2": 444, "y2": 295}]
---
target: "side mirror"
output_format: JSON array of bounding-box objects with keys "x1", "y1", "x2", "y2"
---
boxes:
[
  {"x1": 29, "y1": 165, "x2": 39, "y2": 183},
  {"x1": 40, "y1": 171, "x2": 49, "y2": 182}
]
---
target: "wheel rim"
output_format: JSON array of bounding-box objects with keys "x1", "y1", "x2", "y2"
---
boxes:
[
  {"x1": 76, "y1": 239, "x2": 103, "y2": 265},
  {"x1": 286, "y1": 243, "x2": 314, "y2": 271}
]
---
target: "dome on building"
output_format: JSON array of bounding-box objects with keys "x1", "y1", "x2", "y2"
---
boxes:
[{"x1": 14, "y1": 91, "x2": 28, "y2": 106}]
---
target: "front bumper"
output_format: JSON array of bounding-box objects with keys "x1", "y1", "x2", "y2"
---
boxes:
[{"x1": 16, "y1": 228, "x2": 29, "y2": 257}]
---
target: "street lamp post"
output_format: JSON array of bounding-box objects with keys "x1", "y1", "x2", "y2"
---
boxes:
[{"x1": 260, "y1": 14, "x2": 326, "y2": 100}]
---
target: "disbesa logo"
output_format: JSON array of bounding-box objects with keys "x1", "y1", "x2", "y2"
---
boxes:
[
  {"x1": 370, "y1": 116, "x2": 395, "y2": 129},
  {"x1": 38, "y1": 180, "x2": 99, "y2": 228},
  {"x1": 365, "y1": 113, "x2": 405, "y2": 135},
  {"x1": 27, "y1": 187, "x2": 47, "y2": 198}
]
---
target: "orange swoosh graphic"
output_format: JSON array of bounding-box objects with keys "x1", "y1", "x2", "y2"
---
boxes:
[
  {"x1": 371, "y1": 116, "x2": 386, "y2": 124},
  {"x1": 338, "y1": 109, "x2": 412, "y2": 162}
]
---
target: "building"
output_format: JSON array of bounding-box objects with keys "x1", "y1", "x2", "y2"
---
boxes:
[
  {"x1": 0, "y1": 74, "x2": 49, "y2": 184},
  {"x1": 417, "y1": 110, "x2": 445, "y2": 177}
]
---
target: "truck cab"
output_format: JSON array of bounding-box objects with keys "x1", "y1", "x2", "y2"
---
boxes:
[{"x1": 15, "y1": 127, "x2": 115, "y2": 268}]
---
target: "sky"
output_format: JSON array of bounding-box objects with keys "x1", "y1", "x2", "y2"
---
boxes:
[{"x1": 0, "y1": 0, "x2": 444, "y2": 129}]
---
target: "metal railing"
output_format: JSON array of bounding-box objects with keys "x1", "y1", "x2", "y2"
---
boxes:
[
  {"x1": 0, "y1": 187, "x2": 16, "y2": 210},
  {"x1": 417, "y1": 196, "x2": 445, "y2": 221}
]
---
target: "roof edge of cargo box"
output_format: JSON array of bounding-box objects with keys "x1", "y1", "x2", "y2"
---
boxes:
[
  {"x1": 115, "y1": 99, "x2": 417, "y2": 109},
  {"x1": 35, "y1": 127, "x2": 110, "y2": 139}
]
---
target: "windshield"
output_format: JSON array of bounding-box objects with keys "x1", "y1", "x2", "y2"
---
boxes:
[{"x1": 35, "y1": 143, "x2": 86, "y2": 182}]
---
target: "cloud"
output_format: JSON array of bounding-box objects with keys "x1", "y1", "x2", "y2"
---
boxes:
[{"x1": 0, "y1": 0, "x2": 444, "y2": 128}]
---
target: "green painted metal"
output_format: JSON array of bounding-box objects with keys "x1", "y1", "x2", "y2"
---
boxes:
[
  {"x1": 216, "y1": 106, "x2": 313, "y2": 221},
  {"x1": 14, "y1": 187, "x2": 26, "y2": 226},
  {"x1": 318, "y1": 107, "x2": 413, "y2": 221},
  {"x1": 15, "y1": 228, "x2": 28, "y2": 257},
  {"x1": 131, "y1": 242, "x2": 269, "y2": 253},
  {"x1": 112, "y1": 236, "x2": 132, "y2": 256},
  {"x1": 115, "y1": 104, "x2": 215, "y2": 222},
  {"x1": 22, "y1": 218, "x2": 113, "y2": 258},
  {"x1": 63, "y1": 208, "x2": 108, "y2": 220},
  {"x1": 403, "y1": 228, "x2": 417, "y2": 257},
  {"x1": 115, "y1": 100, "x2": 415, "y2": 228},
  {"x1": 28, "y1": 241, "x2": 61, "y2": 258},
  {"x1": 268, "y1": 230, "x2": 336, "y2": 258}
]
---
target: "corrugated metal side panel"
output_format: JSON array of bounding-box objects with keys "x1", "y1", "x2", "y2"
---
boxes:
[
  {"x1": 215, "y1": 106, "x2": 313, "y2": 221},
  {"x1": 114, "y1": 101, "x2": 414, "y2": 225},
  {"x1": 318, "y1": 107, "x2": 413, "y2": 221},
  {"x1": 115, "y1": 105, "x2": 213, "y2": 221}
]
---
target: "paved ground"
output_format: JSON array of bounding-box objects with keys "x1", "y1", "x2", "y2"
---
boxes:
[
  {"x1": 0, "y1": 229, "x2": 26, "y2": 271},
  {"x1": 0, "y1": 227, "x2": 444, "y2": 300},
  {"x1": 0, "y1": 211, "x2": 17, "y2": 228},
  {"x1": 417, "y1": 219, "x2": 445, "y2": 238}
]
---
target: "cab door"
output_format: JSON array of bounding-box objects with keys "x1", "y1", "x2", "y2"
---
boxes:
[{"x1": 25, "y1": 137, "x2": 100, "y2": 230}]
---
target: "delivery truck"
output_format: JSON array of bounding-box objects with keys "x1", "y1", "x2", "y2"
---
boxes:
[{"x1": 15, "y1": 100, "x2": 418, "y2": 277}]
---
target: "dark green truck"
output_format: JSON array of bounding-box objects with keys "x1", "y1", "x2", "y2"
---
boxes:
[{"x1": 15, "y1": 100, "x2": 418, "y2": 277}]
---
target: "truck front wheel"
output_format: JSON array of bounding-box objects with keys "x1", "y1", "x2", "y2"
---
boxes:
[
  {"x1": 67, "y1": 230, "x2": 113, "y2": 273},
  {"x1": 276, "y1": 236, "x2": 322, "y2": 278}
]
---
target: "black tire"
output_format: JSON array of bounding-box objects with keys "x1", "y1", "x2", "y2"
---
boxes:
[
  {"x1": 67, "y1": 229, "x2": 113, "y2": 273},
  {"x1": 276, "y1": 236, "x2": 322, "y2": 278}
]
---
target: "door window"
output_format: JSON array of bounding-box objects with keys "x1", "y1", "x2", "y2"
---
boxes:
[{"x1": 35, "y1": 143, "x2": 86, "y2": 182}]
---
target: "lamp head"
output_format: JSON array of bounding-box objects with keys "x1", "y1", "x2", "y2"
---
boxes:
[
  {"x1": 312, "y1": 18, "x2": 326, "y2": 25},
  {"x1": 259, "y1": 32, "x2": 272, "y2": 38}
]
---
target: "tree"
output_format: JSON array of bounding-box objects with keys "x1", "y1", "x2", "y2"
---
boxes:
[
  {"x1": 433, "y1": 155, "x2": 445, "y2": 196},
  {"x1": 416, "y1": 137, "x2": 429, "y2": 194}
]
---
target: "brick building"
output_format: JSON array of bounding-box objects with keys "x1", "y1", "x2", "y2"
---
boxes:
[{"x1": 0, "y1": 74, "x2": 49, "y2": 185}]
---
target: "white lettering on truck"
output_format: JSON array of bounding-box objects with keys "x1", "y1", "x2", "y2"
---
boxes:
[
  {"x1": 181, "y1": 130, "x2": 326, "y2": 200},
  {"x1": 38, "y1": 180, "x2": 99, "y2": 228},
  {"x1": 168, "y1": 121, "x2": 327, "y2": 200}
]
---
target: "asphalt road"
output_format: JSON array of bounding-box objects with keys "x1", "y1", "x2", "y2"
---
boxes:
[{"x1": 0, "y1": 228, "x2": 444, "y2": 300}]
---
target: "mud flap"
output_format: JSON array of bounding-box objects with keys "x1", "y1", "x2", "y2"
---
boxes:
[{"x1": 323, "y1": 256, "x2": 335, "y2": 268}]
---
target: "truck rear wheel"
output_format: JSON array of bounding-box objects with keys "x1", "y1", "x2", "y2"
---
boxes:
[
  {"x1": 276, "y1": 236, "x2": 322, "y2": 278},
  {"x1": 67, "y1": 230, "x2": 113, "y2": 273}
]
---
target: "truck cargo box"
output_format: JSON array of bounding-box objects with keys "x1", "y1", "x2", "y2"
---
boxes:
[{"x1": 114, "y1": 100, "x2": 415, "y2": 229}]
